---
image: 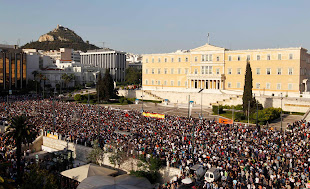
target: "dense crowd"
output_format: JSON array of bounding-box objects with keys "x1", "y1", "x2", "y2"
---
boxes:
[{"x1": 1, "y1": 95, "x2": 310, "y2": 188}]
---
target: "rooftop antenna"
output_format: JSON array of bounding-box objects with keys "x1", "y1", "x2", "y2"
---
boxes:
[{"x1": 207, "y1": 33, "x2": 210, "y2": 44}]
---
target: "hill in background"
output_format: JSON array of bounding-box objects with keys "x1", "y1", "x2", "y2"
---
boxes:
[{"x1": 21, "y1": 25, "x2": 99, "y2": 52}]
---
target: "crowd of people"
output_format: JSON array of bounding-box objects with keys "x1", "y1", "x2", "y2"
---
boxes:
[{"x1": 1, "y1": 95, "x2": 310, "y2": 188}]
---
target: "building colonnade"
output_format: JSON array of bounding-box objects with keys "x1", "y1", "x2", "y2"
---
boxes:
[{"x1": 189, "y1": 79, "x2": 223, "y2": 90}]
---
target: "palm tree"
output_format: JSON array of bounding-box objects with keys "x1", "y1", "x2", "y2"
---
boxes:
[
  {"x1": 62, "y1": 73, "x2": 75, "y2": 90},
  {"x1": 5, "y1": 115, "x2": 36, "y2": 183}
]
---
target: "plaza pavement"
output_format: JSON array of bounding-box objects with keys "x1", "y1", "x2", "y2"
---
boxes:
[{"x1": 106, "y1": 102, "x2": 304, "y2": 131}]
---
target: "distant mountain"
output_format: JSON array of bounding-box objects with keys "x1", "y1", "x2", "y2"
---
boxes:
[{"x1": 21, "y1": 25, "x2": 99, "y2": 52}]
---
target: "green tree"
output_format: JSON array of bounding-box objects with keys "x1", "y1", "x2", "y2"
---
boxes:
[
  {"x1": 61, "y1": 73, "x2": 75, "y2": 89},
  {"x1": 102, "y1": 69, "x2": 117, "y2": 101},
  {"x1": 125, "y1": 67, "x2": 142, "y2": 85},
  {"x1": 5, "y1": 115, "x2": 36, "y2": 183},
  {"x1": 242, "y1": 61, "x2": 254, "y2": 116},
  {"x1": 21, "y1": 164, "x2": 58, "y2": 189},
  {"x1": 87, "y1": 140, "x2": 105, "y2": 165}
]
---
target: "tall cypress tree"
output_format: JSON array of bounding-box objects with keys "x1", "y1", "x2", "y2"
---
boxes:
[
  {"x1": 243, "y1": 61, "x2": 253, "y2": 115},
  {"x1": 102, "y1": 69, "x2": 116, "y2": 101}
]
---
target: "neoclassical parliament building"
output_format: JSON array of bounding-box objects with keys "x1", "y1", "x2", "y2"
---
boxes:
[{"x1": 142, "y1": 43, "x2": 310, "y2": 95}]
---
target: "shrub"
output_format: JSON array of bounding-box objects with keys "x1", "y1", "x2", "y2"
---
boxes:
[
  {"x1": 74, "y1": 94, "x2": 82, "y2": 101},
  {"x1": 234, "y1": 112, "x2": 246, "y2": 122},
  {"x1": 212, "y1": 105, "x2": 224, "y2": 114}
]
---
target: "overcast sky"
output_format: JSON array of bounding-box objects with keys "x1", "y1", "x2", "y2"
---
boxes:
[{"x1": 0, "y1": 0, "x2": 309, "y2": 54}]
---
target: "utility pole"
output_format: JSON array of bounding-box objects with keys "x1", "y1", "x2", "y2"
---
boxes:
[
  {"x1": 256, "y1": 95, "x2": 259, "y2": 131},
  {"x1": 281, "y1": 93, "x2": 283, "y2": 133},
  {"x1": 141, "y1": 89, "x2": 144, "y2": 112},
  {"x1": 188, "y1": 95, "x2": 191, "y2": 118},
  {"x1": 218, "y1": 103, "x2": 220, "y2": 122},
  {"x1": 232, "y1": 106, "x2": 234, "y2": 124}
]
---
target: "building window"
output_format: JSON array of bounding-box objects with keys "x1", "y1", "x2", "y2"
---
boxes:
[
  {"x1": 266, "y1": 68, "x2": 271, "y2": 75},
  {"x1": 171, "y1": 81, "x2": 174, "y2": 86},
  {"x1": 158, "y1": 68, "x2": 161, "y2": 74},
  {"x1": 185, "y1": 81, "x2": 187, "y2": 87},
  {"x1": 206, "y1": 54, "x2": 209, "y2": 61},
  {"x1": 178, "y1": 81, "x2": 181, "y2": 86},
  {"x1": 164, "y1": 58, "x2": 167, "y2": 62},
  {"x1": 194, "y1": 69, "x2": 198, "y2": 74},
  {"x1": 256, "y1": 68, "x2": 261, "y2": 75},
  {"x1": 277, "y1": 83, "x2": 281, "y2": 90},
  {"x1": 145, "y1": 80, "x2": 148, "y2": 85},
  {"x1": 247, "y1": 55, "x2": 251, "y2": 61},
  {"x1": 266, "y1": 83, "x2": 270, "y2": 89},
  {"x1": 256, "y1": 83, "x2": 260, "y2": 89},
  {"x1": 208, "y1": 66, "x2": 212, "y2": 74},
  {"x1": 185, "y1": 68, "x2": 188, "y2": 74},
  {"x1": 237, "y1": 68, "x2": 241, "y2": 75},
  {"x1": 164, "y1": 80, "x2": 167, "y2": 86},
  {"x1": 195, "y1": 57, "x2": 197, "y2": 62},
  {"x1": 289, "y1": 54, "x2": 293, "y2": 60},
  {"x1": 178, "y1": 58, "x2": 181, "y2": 62},
  {"x1": 288, "y1": 68, "x2": 293, "y2": 75},
  {"x1": 146, "y1": 59, "x2": 148, "y2": 63},
  {"x1": 267, "y1": 54, "x2": 270, "y2": 60},
  {"x1": 228, "y1": 68, "x2": 232, "y2": 74},
  {"x1": 152, "y1": 58, "x2": 154, "y2": 63},
  {"x1": 185, "y1": 57, "x2": 188, "y2": 62},
  {"x1": 237, "y1": 82, "x2": 241, "y2": 88},
  {"x1": 228, "y1": 56, "x2": 232, "y2": 61},
  {"x1": 158, "y1": 58, "x2": 161, "y2": 63},
  {"x1": 152, "y1": 69, "x2": 155, "y2": 74},
  {"x1": 201, "y1": 66, "x2": 205, "y2": 74},
  {"x1": 288, "y1": 83, "x2": 293, "y2": 90},
  {"x1": 178, "y1": 68, "x2": 181, "y2": 74},
  {"x1": 237, "y1": 56, "x2": 241, "y2": 61},
  {"x1": 217, "y1": 56, "x2": 220, "y2": 61},
  {"x1": 257, "y1": 55, "x2": 260, "y2": 60},
  {"x1": 171, "y1": 58, "x2": 174, "y2": 62},
  {"x1": 277, "y1": 68, "x2": 282, "y2": 75},
  {"x1": 145, "y1": 69, "x2": 148, "y2": 74},
  {"x1": 278, "y1": 54, "x2": 282, "y2": 60},
  {"x1": 171, "y1": 68, "x2": 174, "y2": 74},
  {"x1": 216, "y1": 68, "x2": 220, "y2": 75},
  {"x1": 152, "y1": 80, "x2": 154, "y2": 85},
  {"x1": 201, "y1": 55, "x2": 205, "y2": 61},
  {"x1": 228, "y1": 82, "x2": 232, "y2": 88},
  {"x1": 209, "y1": 54, "x2": 212, "y2": 61},
  {"x1": 164, "y1": 68, "x2": 168, "y2": 74}
]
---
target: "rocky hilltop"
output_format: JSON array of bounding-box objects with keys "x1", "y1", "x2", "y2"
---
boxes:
[{"x1": 22, "y1": 25, "x2": 99, "y2": 52}]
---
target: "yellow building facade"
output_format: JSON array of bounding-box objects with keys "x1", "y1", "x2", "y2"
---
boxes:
[{"x1": 142, "y1": 43, "x2": 310, "y2": 95}]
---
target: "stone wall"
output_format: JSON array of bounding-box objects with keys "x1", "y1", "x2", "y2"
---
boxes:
[{"x1": 42, "y1": 136, "x2": 92, "y2": 162}]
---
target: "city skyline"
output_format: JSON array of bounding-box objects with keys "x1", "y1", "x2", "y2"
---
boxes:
[{"x1": 0, "y1": 0, "x2": 309, "y2": 54}]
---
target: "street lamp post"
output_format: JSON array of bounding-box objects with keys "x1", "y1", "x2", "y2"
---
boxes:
[{"x1": 198, "y1": 89, "x2": 204, "y2": 118}]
